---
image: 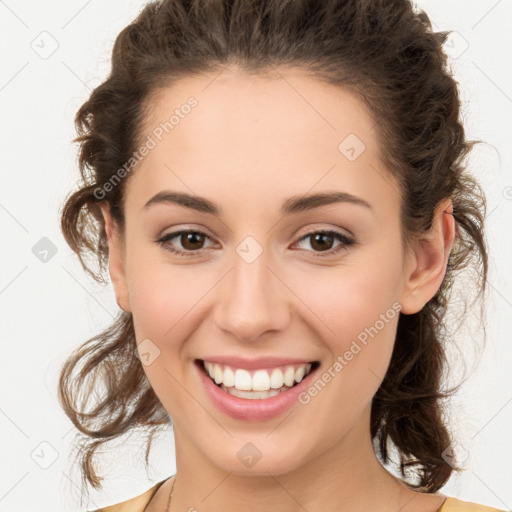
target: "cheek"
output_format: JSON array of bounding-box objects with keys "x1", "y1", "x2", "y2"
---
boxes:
[
  {"x1": 300, "y1": 254, "x2": 403, "y2": 351},
  {"x1": 125, "y1": 247, "x2": 205, "y2": 340},
  {"x1": 292, "y1": 269, "x2": 401, "y2": 439},
  {"x1": 293, "y1": 243, "x2": 404, "y2": 397},
  {"x1": 125, "y1": 255, "x2": 207, "y2": 414}
]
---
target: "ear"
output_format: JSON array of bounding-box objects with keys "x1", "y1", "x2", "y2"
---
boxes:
[
  {"x1": 99, "y1": 203, "x2": 131, "y2": 313},
  {"x1": 399, "y1": 198, "x2": 457, "y2": 315}
]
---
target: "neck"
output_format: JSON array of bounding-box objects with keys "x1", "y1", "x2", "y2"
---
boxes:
[{"x1": 170, "y1": 408, "x2": 415, "y2": 512}]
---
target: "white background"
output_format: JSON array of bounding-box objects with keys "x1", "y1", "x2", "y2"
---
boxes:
[{"x1": 0, "y1": 1, "x2": 511, "y2": 510}]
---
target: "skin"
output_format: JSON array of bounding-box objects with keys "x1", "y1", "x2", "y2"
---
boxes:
[{"x1": 101, "y1": 67, "x2": 455, "y2": 512}]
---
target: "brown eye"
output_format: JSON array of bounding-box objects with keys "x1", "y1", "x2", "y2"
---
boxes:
[
  {"x1": 309, "y1": 232, "x2": 336, "y2": 252},
  {"x1": 157, "y1": 230, "x2": 214, "y2": 256},
  {"x1": 179, "y1": 231, "x2": 206, "y2": 250},
  {"x1": 293, "y1": 230, "x2": 356, "y2": 258}
]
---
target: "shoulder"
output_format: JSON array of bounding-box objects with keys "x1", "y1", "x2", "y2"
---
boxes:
[
  {"x1": 88, "y1": 489, "x2": 508, "y2": 512},
  {"x1": 87, "y1": 479, "x2": 168, "y2": 512},
  {"x1": 441, "y1": 497, "x2": 508, "y2": 512}
]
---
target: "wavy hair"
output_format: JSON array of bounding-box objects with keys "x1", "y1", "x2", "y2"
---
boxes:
[{"x1": 58, "y1": 0, "x2": 488, "y2": 502}]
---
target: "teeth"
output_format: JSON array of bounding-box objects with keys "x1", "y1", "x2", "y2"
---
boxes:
[
  {"x1": 270, "y1": 368, "x2": 284, "y2": 389},
  {"x1": 221, "y1": 384, "x2": 291, "y2": 399},
  {"x1": 214, "y1": 364, "x2": 223, "y2": 384},
  {"x1": 252, "y1": 370, "x2": 270, "y2": 391},
  {"x1": 234, "y1": 369, "x2": 252, "y2": 390},
  {"x1": 223, "y1": 366, "x2": 235, "y2": 387},
  {"x1": 203, "y1": 361, "x2": 314, "y2": 393},
  {"x1": 294, "y1": 365, "x2": 305, "y2": 383},
  {"x1": 283, "y1": 366, "x2": 295, "y2": 386}
]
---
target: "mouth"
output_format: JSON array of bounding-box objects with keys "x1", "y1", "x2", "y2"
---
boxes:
[{"x1": 196, "y1": 359, "x2": 321, "y2": 400}]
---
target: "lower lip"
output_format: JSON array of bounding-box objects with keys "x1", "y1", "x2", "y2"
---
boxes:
[{"x1": 196, "y1": 361, "x2": 318, "y2": 421}]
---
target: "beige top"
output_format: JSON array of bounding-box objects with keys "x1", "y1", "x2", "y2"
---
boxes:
[{"x1": 89, "y1": 478, "x2": 507, "y2": 512}]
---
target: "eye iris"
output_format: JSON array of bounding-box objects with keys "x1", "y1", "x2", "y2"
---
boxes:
[
  {"x1": 182, "y1": 232, "x2": 205, "y2": 250},
  {"x1": 310, "y1": 233, "x2": 334, "y2": 251}
]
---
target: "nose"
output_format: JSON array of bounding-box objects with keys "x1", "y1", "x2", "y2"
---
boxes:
[{"x1": 212, "y1": 247, "x2": 291, "y2": 343}]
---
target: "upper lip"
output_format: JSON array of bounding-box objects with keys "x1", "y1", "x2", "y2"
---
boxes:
[{"x1": 197, "y1": 356, "x2": 317, "y2": 370}]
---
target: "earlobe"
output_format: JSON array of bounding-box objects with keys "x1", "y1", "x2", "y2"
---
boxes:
[
  {"x1": 400, "y1": 198, "x2": 456, "y2": 315},
  {"x1": 99, "y1": 203, "x2": 131, "y2": 313}
]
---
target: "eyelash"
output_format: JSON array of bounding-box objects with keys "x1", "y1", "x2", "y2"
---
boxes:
[{"x1": 155, "y1": 228, "x2": 356, "y2": 258}]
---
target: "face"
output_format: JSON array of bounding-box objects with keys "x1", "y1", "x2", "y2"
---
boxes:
[{"x1": 102, "y1": 67, "x2": 452, "y2": 477}]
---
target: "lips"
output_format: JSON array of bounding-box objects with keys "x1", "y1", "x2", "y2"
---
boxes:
[{"x1": 195, "y1": 358, "x2": 320, "y2": 421}]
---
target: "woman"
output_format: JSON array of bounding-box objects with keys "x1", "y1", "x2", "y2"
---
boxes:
[{"x1": 58, "y1": 0, "x2": 504, "y2": 511}]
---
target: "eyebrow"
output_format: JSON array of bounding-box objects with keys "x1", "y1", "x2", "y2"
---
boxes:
[{"x1": 143, "y1": 190, "x2": 373, "y2": 216}]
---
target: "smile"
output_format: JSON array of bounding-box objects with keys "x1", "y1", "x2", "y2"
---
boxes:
[
  {"x1": 195, "y1": 358, "x2": 320, "y2": 421},
  {"x1": 202, "y1": 360, "x2": 317, "y2": 399}
]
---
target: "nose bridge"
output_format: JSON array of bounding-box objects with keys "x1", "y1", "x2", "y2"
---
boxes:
[{"x1": 213, "y1": 237, "x2": 289, "y2": 342}]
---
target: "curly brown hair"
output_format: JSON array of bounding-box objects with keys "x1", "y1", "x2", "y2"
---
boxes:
[{"x1": 58, "y1": 0, "x2": 488, "y2": 503}]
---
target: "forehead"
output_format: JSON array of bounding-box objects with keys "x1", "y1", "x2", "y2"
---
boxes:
[
  {"x1": 143, "y1": 67, "x2": 378, "y2": 156},
  {"x1": 127, "y1": 67, "x2": 399, "y2": 219}
]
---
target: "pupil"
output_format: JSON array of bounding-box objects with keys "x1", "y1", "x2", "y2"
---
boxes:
[
  {"x1": 183, "y1": 232, "x2": 204, "y2": 249},
  {"x1": 312, "y1": 233, "x2": 332, "y2": 251}
]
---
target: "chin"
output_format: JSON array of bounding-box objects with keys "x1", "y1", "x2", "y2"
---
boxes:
[{"x1": 196, "y1": 432, "x2": 316, "y2": 477}]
